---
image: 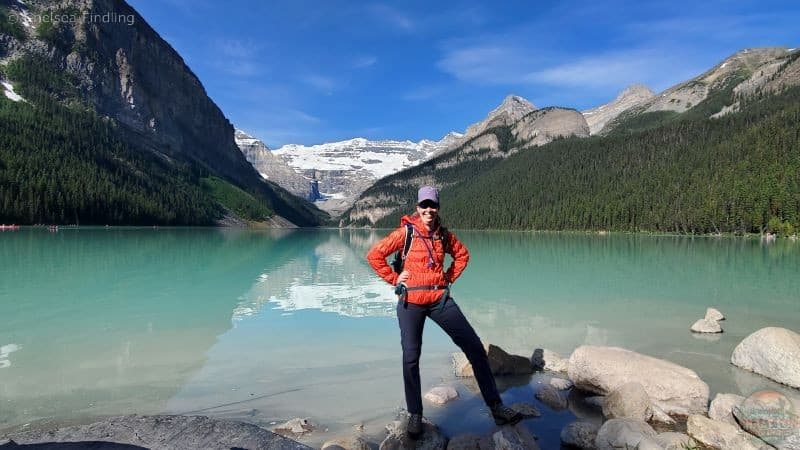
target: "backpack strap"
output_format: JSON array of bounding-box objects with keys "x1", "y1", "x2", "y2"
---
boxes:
[
  {"x1": 391, "y1": 223, "x2": 415, "y2": 274},
  {"x1": 401, "y1": 223, "x2": 414, "y2": 260},
  {"x1": 439, "y1": 226, "x2": 450, "y2": 254}
]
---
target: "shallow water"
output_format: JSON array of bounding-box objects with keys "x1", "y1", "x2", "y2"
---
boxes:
[{"x1": 1, "y1": 228, "x2": 798, "y2": 447}]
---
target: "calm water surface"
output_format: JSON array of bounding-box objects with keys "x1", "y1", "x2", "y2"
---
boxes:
[{"x1": 1, "y1": 228, "x2": 799, "y2": 447}]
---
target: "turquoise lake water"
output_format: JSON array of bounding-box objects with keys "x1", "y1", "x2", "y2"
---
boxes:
[{"x1": 1, "y1": 227, "x2": 799, "y2": 447}]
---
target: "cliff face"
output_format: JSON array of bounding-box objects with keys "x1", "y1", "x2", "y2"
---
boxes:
[
  {"x1": 0, "y1": 0, "x2": 326, "y2": 226},
  {"x1": 582, "y1": 84, "x2": 654, "y2": 135}
]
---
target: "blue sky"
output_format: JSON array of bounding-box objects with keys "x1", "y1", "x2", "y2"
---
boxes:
[{"x1": 127, "y1": 0, "x2": 800, "y2": 148}]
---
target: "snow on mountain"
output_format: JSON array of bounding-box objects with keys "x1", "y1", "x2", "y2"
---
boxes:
[
  {"x1": 235, "y1": 131, "x2": 459, "y2": 216},
  {"x1": 272, "y1": 135, "x2": 455, "y2": 181}
]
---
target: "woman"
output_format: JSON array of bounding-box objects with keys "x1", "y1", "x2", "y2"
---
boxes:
[{"x1": 366, "y1": 186, "x2": 522, "y2": 439}]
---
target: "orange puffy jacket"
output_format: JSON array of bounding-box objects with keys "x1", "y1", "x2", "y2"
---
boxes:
[{"x1": 366, "y1": 213, "x2": 469, "y2": 305}]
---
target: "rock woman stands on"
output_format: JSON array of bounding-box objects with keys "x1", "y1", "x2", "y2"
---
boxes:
[{"x1": 366, "y1": 186, "x2": 522, "y2": 439}]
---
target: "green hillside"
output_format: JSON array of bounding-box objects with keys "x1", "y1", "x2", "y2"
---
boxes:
[
  {"x1": 0, "y1": 54, "x2": 325, "y2": 226},
  {"x1": 438, "y1": 87, "x2": 800, "y2": 234}
]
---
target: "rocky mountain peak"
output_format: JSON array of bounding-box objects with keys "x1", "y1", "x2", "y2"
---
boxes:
[
  {"x1": 490, "y1": 95, "x2": 537, "y2": 120},
  {"x1": 460, "y1": 94, "x2": 537, "y2": 144},
  {"x1": 582, "y1": 84, "x2": 655, "y2": 135},
  {"x1": 618, "y1": 84, "x2": 655, "y2": 101}
]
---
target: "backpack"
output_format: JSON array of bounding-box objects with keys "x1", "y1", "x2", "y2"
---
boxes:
[{"x1": 391, "y1": 224, "x2": 449, "y2": 273}]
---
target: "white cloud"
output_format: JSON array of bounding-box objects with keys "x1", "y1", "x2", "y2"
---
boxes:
[
  {"x1": 402, "y1": 85, "x2": 444, "y2": 101},
  {"x1": 353, "y1": 56, "x2": 377, "y2": 69},
  {"x1": 368, "y1": 4, "x2": 415, "y2": 32},
  {"x1": 437, "y1": 45, "x2": 537, "y2": 85},
  {"x1": 301, "y1": 74, "x2": 337, "y2": 94}
]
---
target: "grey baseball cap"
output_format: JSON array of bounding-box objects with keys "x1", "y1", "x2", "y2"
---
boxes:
[{"x1": 417, "y1": 186, "x2": 439, "y2": 205}]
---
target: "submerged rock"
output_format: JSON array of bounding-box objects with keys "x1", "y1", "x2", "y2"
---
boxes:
[
  {"x1": 321, "y1": 436, "x2": 371, "y2": 450},
  {"x1": 568, "y1": 345, "x2": 709, "y2": 415},
  {"x1": 424, "y1": 386, "x2": 459, "y2": 405},
  {"x1": 536, "y1": 384, "x2": 569, "y2": 410},
  {"x1": 509, "y1": 402, "x2": 541, "y2": 418},
  {"x1": 731, "y1": 327, "x2": 800, "y2": 388}
]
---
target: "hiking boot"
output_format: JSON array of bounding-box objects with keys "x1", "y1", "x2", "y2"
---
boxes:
[
  {"x1": 491, "y1": 403, "x2": 523, "y2": 426},
  {"x1": 406, "y1": 413, "x2": 423, "y2": 439}
]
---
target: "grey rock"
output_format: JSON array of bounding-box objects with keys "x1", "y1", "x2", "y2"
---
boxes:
[
  {"x1": 732, "y1": 390, "x2": 800, "y2": 448},
  {"x1": 705, "y1": 307, "x2": 725, "y2": 321},
  {"x1": 585, "y1": 396, "x2": 605, "y2": 408},
  {"x1": 0, "y1": 415, "x2": 312, "y2": 450},
  {"x1": 492, "y1": 424, "x2": 540, "y2": 450},
  {"x1": 453, "y1": 345, "x2": 532, "y2": 377},
  {"x1": 568, "y1": 345, "x2": 710, "y2": 415},
  {"x1": 273, "y1": 417, "x2": 314, "y2": 436},
  {"x1": 550, "y1": 377, "x2": 574, "y2": 390},
  {"x1": 649, "y1": 404, "x2": 676, "y2": 426},
  {"x1": 509, "y1": 402, "x2": 541, "y2": 418},
  {"x1": 531, "y1": 348, "x2": 569, "y2": 373},
  {"x1": 602, "y1": 382, "x2": 653, "y2": 422},
  {"x1": 731, "y1": 327, "x2": 800, "y2": 388},
  {"x1": 321, "y1": 435, "x2": 372, "y2": 450},
  {"x1": 654, "y1": 432, "x2": 695, "y2": 450},
  {"x1": 536, "y1": 384, "x2": 568, "y2": 410},
  {"x1": 560, "y1": 421, "x2": 600, "y2": 449},
  {"x1": 594, "y1": 419, "x2": 657, "y2": 450},
  {"x1": 686, "y1": 414, "x2": 769, "y2": 450},
  {"x1": 446, "y1": 433, "x2": 493, "y2": 450},
  {"x1": 379, "y1": 415, "x2": 446, "y2": 450},
  {"x1": 424, "y1": 386, "x2": 459, "y2": 405},
  {"x1": 691, "y1": 318, "x2": 723, "y2": 333},
  {"x1": 635, "y1": 437, "x2": 664, "y2": 450},
  {"x1": 708, "y1": 393, "x2": 745, "y2": 426}
]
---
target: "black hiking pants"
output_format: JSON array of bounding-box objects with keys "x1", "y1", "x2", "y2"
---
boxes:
[{"x1": 396, "y1": 297, "x2": 501, "y2": 414}]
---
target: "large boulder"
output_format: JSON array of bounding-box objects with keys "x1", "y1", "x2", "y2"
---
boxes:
[
  {"x1": 568, "y1": 345, "x2": 709, "y2": 415},
  {"x1": 380, "y1": 415, "x2": 447, "y2": 450},
  {"x1": 732, "y1": 390, "x2": 800, "y2": 449},
  {"x1": 731, "y1": 327, "x2": 800, "y2": 388},
  {"x1": 560, "y1": 421, "x2": 600, "y2": 449},
  {"x1": 0, "y1": 415, "x2": 313, "y2": 450},
  {"x1": 709, "y1": 393, "x2": 745, "y2": 426},
  {"x1": 601, "y1": 382, "x2": 653, "y2": 422},
  {"x1": 594, "y1": 418, "x2": 657, "y2": 450},
  {"x1": 686, "y1": 414, "x2": 768, "y2": 450}
]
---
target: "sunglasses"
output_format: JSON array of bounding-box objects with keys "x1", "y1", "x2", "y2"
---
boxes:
[{"x1": 417, "y1": 200, "x2": 439, "y2": 209}]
